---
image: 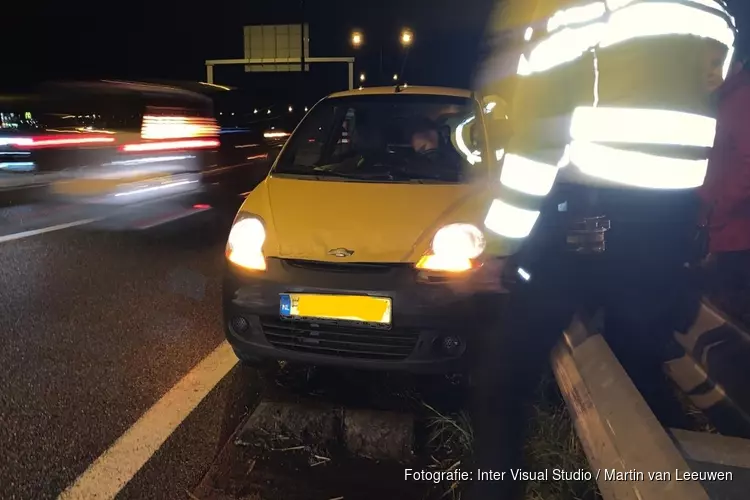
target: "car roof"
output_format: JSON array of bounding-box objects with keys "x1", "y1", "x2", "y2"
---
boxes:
[{"x1": 328, "y1": 86, "x2": 472, "y2": 99}]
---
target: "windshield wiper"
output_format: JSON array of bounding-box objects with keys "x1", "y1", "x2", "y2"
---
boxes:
[
  {"x1": 275, "y1": 165, "x2": 456, "y2": 183},
  {"x1": 388, "y1": 170, "x2": 458, "y2": 183},
  {"x1": 275, "y1": 165, "x2": 391, "y2": 181},
  {"x1": 311, "y1": 169, "x2": 374, "y2": 179}
]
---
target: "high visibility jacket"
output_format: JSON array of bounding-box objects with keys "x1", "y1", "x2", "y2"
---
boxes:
[{"x1": 475, "y1": 0, "x2": 736, "y2": 256}]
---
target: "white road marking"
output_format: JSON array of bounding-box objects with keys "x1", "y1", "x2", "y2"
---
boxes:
[
  {"x1": 58, "y1": 341, "x2": 239, "y2": 500},
  {"x1": 0, "y1": 219, "x2": 97, "y2": 243}
]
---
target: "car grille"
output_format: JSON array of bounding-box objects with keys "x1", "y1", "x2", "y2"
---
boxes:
[
  {"x1": 282, "y1": 259, "x2": 402, "y2": 274},
  {"x1": 260, "y1": 316, "x2": 419, "y2": 360}
]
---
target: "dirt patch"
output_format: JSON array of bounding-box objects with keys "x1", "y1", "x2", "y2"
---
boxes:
[
  {"x1": 240, "y1": 401, "x2": 341, "y2": 448},
  {"x1": 344, "y1": 409, "x2": 414, "y2": 461},
  {"x1": 191, "y1": 365, "x2": 464, "y2": 500},
  {"x1": 192, "y1": 398, "x2": 432, "y2": 500},
  {"x1": 193, "y1": 443, "x2": 428, "y2": 500}
]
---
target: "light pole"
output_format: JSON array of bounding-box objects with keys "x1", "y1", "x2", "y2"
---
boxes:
[
  {"x1": 351, "y1": 31, "x2": 363, "y2": 48},
  {"x1": 399, "y1": 28, "x2": 414, "y2": 82},
  {"x1": 400, "y1": 29, "x2": 413, "y2": 47},
  {"x1": 351, "y1": 29, "x2": 414, "y2": 85}
]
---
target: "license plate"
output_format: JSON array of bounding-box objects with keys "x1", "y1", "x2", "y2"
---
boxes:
[{"x1": 279, "y1": 293, "x2": 392, "y2": 325}]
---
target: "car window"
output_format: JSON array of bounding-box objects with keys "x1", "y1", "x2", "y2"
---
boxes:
[
  {"x1": 282, "y1": 103, "x2": 339, "y2": 168},
  {"x1": 273, "y1": 94, "x2": 484, "y2": 183}
]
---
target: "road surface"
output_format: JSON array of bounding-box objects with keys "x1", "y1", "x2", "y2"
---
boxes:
[{"x1": 0, "y1": 202, "x2": 258, "y2": 499}]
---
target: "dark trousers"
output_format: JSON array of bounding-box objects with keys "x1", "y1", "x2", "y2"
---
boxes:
[
  {"x1": 710, "y1": 250, "x2": 750, "y2": 320},
  {"x1": 714, "y1": 250, "x2": 750, "y2": 292},
  {"x1": 467, "y1": 189, "x2": 698, "y2": 500}
]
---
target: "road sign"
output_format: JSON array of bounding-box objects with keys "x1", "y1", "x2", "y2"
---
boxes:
[{"x1": 243, "y1": 24, "x2": 310, "y2": 72}]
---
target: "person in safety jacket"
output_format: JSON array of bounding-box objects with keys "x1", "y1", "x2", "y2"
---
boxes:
[
  {"x1": 700, "y1": 54, "x2": 750, "y2": 318},
  {"x1": 467, "y1": 1, "x2": 736, "y2": 499}
]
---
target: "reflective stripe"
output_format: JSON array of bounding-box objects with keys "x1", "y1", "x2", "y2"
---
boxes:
[
  {"x1": 606, "y1": 0, "x2": 635, "y2": 9},
  {"x1": 519, "y1": 1, "x2": 734, "y2": 76},
  {"x1": 601, "y1": 3, "x2": 735, "y2": 50},
  {"x1": 569, "y1": 140, "x2": 708, "y2": 189},
  {"x1": 518, "y1": 22, "x2": 605, "y2": 75},
  {"x1": 683, "y1": 0, "x2": 732, "y2": 18},
  {"x1": 454, "y1": 115, "x2": 482, "y2": 164},
  {"x1": 607, "y1": 0, "x2": 731, "y2": 18},
  {"x1": 570, "y1": 107, "x2": 716, "y2": 147},
  {"x1": 484, "y1": 199, "x2": 540, "y2": 239},
  {"x1": 723, "y1": 45, "x2": 735, "y2": 80},
  {"x1": 547, "y1": 2, "x2": 606, "y2": 32},
  {"x1": 500, "y1": 153, "x2": 560, "y2": 196}
]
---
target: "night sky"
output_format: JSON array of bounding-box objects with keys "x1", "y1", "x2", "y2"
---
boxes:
[{"x1": 6, "y1": 0, "x2": 749, "y2": 104}]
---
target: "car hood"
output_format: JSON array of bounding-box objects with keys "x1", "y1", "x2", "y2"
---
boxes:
[{"x1": 263, "y1": 176, "x2": 480, "y2": 263}]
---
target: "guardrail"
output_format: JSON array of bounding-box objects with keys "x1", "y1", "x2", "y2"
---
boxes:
[
  {"x1": 551, "y1": 313, "x2": 710, "y2": 500},
  {"x1": 553, "y1": 305, "x2": 750, "y2": 500}
]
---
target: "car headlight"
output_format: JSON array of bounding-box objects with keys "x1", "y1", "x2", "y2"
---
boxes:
[
  {"x1": 415, "y1": 223, "x2": 486, "y2": 272},
  {"x1": 226, "y1": 215, "x2": 267, "y2": 271}
]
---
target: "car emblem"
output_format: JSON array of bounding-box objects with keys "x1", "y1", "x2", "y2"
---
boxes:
[{"x1": 328, "y1": 248, "x2": 354, "y2": 258}]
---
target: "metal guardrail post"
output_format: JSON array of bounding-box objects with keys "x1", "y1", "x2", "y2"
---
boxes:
[{"x1": 551, "y1": 314, "x2": 710, "y2": 500}]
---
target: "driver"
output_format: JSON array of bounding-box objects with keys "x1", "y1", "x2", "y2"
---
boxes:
[
  {"x1": 410, "y1": 118, "x2": 441, "y2": 154},
  {"x1": 410, "y1": 120, "x2": 441, "y2": 154},
  {"x1": 408, "y1": 118, "x2": 463, "y2": 178}
]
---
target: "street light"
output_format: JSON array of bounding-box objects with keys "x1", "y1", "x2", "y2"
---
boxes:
[
  {"x1": 359, "y1": 73, "x2": 366, "y2": 82},
  {"x1": 351, "y1": 31, "x2": 363, "y2": 48},
  {"x1": 393, "y1": 74, "x2": 399, "y2": 81},
  {"x1": 400, "y1": 29, "x2": 413, "y2": 47},
  {"x1": 288, "y1": 105, "x2": 293, "y2": 112}
]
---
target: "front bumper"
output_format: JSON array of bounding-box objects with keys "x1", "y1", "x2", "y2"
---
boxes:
[{"x1": 223, "y1": 257, "x2": 505, "y2": 373}]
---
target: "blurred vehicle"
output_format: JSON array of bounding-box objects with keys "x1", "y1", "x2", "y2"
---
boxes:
[
  {"x1": 0, "y1": 94, "x2": 52, "y2": 206},
  {"x1": 0, "y1": 80, "x2": 300, "y2": 228},
  {"x1": 223, "y1": 85, "x2": 505, "y2": 374},
  {"x1": 0, "y1": 80, "x2": 222, "y2": 227},
  {"x1": 205, "y1": 88, "x2": 302, "y2": 210}
]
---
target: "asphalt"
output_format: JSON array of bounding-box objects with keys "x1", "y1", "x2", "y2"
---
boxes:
[{"x1": 0, "y1": 200, "x2": 252, "y2": 500}]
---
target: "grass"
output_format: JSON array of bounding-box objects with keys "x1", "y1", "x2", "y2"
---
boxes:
[
  {"x1": 423, "y1": 374, "x2": 602, "y2": 500},
  {"x1": 523, "y1": 376, "x2": 601, "y2": 500},
  {"x1": 424, "y1": 403, "x2": 474, "y2": 459}
]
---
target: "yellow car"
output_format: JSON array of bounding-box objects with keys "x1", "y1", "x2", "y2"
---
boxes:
[{"x1": 222, "y1": 85, "x2": 506, "y2": 373}]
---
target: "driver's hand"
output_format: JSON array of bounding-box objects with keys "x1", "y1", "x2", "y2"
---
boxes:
[{"x1": 477, "y1": 257, "x2": 512, "y2": 293}]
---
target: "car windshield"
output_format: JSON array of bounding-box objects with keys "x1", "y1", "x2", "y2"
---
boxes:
[{"x1": 272, "y1": 93, "x2": 484, "y2": 183}]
